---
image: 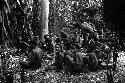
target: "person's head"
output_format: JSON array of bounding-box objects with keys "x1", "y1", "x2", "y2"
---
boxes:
[
  {"x1": 94, "y1": 49, "x2": 100, "y2": 54},
  {"x1": 60, "y1": 31, "x2": 67, "y2": 39},
  {"x1": 74, "y1": 44, "x2": 81, "y2": 52},
  {"x1": 64, "y1": 41, "x2": 71, "y2": 51},
  {"x1": 101, "y1": 44, "x2": 110, "y2": 53},
  {"x1": 29, "y1": 39, "x2": 37, "y2": 49},
  {"x1": 55, "y1": 37, "x2": 61, "y2": 44},
  {"x1": 44, "y1": 35, "x2": 49, "y2": 39},
  {"x1": 55, "y1": 44, "x2": 63, "y2": 53},
  {"x1": 44, "y1": 35, "x2": 52, "y2": 44},
  {"x1": 36, "y1": 36, "x2": 40, "y2": 43}
]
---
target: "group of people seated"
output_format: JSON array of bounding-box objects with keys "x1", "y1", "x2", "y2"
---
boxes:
[
  {"x1": 44, "y1": 29, "x2": 119, "y2": 74},
  {"x1": 13, "y1": 26, "x2": 119, "y2": 82}
]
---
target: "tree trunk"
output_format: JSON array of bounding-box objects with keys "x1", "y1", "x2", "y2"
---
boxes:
[{"x1": 39, "y1": 0, "x2": 49, "y2": 41}]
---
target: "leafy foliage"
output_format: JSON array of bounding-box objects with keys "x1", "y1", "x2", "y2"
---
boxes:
[
  {"x1": 49, "y1": 0, "x2": 103, "y2": 35},
  {"x1": 1, "y1": 0, "x2": 42, "y2": 47}
]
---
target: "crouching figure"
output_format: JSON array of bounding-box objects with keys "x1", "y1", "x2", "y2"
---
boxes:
[{"x1": 19, "y1": 40, "x2": 42, "y2": 82}]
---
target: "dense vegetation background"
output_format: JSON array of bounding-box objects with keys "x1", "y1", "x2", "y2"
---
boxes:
[{"x1": 1, "y1": 0, "x2": 125, "y2": 83}]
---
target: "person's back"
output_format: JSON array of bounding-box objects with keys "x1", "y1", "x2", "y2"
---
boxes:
[
  {"x1": 29, "y1": 46, "x2": 42, "y2": 69},
  {"x1": 44, "y1": 35, "x2": 54, "y2": 54},
  {"x1": 45, "y1": 44, "x2": 64, "y2": 71},
  {"x1": 64, "y1": 49, "x2": 74, "y2": 58},
  {"x1": 72, "y1": 52, "x2": 84, "y2": 73},
  {"x1": 63, "y1": 50, "x2": 85, "y2": 73},
  {"x1": 19, "y1": 40, "x2": 42, "y2": 82},
  {"x1": 73, "y1": 52, "x2": 84, "y2": 64},
  {"x1": 94, "y1": 49, "x2": 107, "y2": 60},
  {"x1": 46, "y1": 43, "x2": 54, "y2": 54},
  {"x1": 87, "y1": 53, "x2": 98, "y2": 71}
]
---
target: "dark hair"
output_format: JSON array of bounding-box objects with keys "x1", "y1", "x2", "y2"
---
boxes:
[
  {"x1": 45, "y1": 37, "x2": 52, "y2": 44},
  {"x1": 44, "y1": 35, "x2": 49, "y2": 39},
  {"x1": 94, "y1": 49, "x2": 100, "y2": 54},
  {"x1": 55, "y1": 37, "x2": 61, "y2": 43},
  {"x1": 29, "y1": 40, "x2": 37, "y2": 49},
  {"x1": 60, "y1": 31, "x2": 67, "y2": 39},
  {"x1": 63, "y1": 39, "x2": 71, "y2": 51},
  {"x1": 55, "y1": 44, "x2": 63, "y2": 52}
]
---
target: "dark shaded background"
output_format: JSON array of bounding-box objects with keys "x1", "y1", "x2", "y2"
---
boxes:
[{"x1": 103, "y1": 0, "x2": 125, "y2": 36}]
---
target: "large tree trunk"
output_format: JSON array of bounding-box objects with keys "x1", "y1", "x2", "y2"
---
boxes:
[{"x1": 39, "y1": 0, "x2": 49, "y2": 41}]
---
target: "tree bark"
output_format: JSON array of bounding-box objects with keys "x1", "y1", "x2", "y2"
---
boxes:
[{"x1": 39, "y1": 0, "x2": 50, "y2": 41}]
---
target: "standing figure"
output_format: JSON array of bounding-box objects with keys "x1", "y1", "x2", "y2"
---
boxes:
[{"x1": 112, "y1": 47, "x2": 118, "y2": 71}]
